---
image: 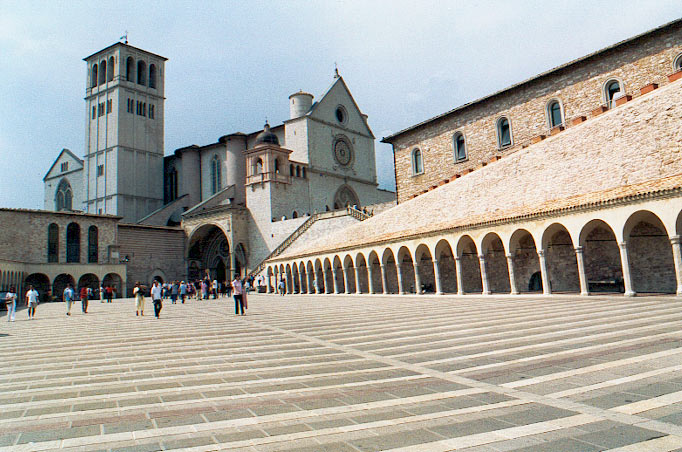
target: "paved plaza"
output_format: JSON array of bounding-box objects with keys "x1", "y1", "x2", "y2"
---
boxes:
[{"x1": 3, "y1": 294, "x2": 682, "y2": 451}]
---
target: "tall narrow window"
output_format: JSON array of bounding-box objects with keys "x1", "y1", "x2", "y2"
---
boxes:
[
  {"x1": 274, "y1": 158, "x2": 280, "y2": 174},
  {"x1": 548, "y1": 100, "x2": 562, "y2": 128},
  {"x1": 497, "y1": 117, "x2": 512, "y2": 148},
  {"x1": 91, "y1": 64, "x2": 98, "y2": 88},
  {"x1": 126, "y1": 57, "x2": 135, "y2": 82},
  {"x1": 256, "y1": 158, "x2": 263, "y2": 174},
  {"x1": 604, "y1": 79, "x2": 621, "y2": 108},
  {"x1": 167, "y1": 168, "x2": 178, "y2": 202},
  {"x1": 149, "y1": 64, "x2": 157, "y2": 89},
  {"x1": 47, "y1": 223, "x2": 59, "y2": 263},
  {"x1": 453, "y1": 132, "x2": 467, "y2": 162},
  {"x1": 55, "y1": 179, "x2": 73, "y2": 211},
  {"x1": 107, "y1": 56, "x2": 114, "y2": 81},
  {"x1": 211, "y1": 155, "x2": 222, "y2": 194},
  {"x1": 412, "y1": 148, "x2": 423, "y2": 175},
  {"x1": 137, "y1": 60, "x2": 147, "y2": 85},
  {"x1": 290, "y1": 164, "x2": 294, "y2": 176},
  {"x1": 99, "y1": 59, "x2": 106, "y2": 85},
  {"x1": 66, "y1": 223, "x2": 80, "y2": 263},
  {"x1": 88, "y1": 226, "x2": 98, "y2": 263}
]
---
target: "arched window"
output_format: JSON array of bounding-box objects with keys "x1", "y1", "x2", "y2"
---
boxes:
[
  {"x1": 88, "y1": 226, "x2": 98, "y2": 263},
  {"x1": 126, "y1": 57, "x2": 135, "y2": 82},
  {"x1": 497, "y1": 117, "x2": 512, "y2": 148},
  {"x1": 167, "y1": 168, "x2": 178, "y2": 202},
  {"x1": 412, "y1": 148, "x2": 424, "y2": 175},
  {"x1": 99, "y1": 59, "x2": 106, "y2": 85},
  {"x1": 674, "y1": 53, "x2": 682, "y2": 72},
  {"x1": 296, "y1": 166, "x2": 301, "y2": 177},
  {"x1": 107, "y1": 56, "x2": 114, "y2": 82},
  {"x1": 91, "y1": 64, "x2": 98, "y2": 88},
  {"x1": 255, "y1": 158, "x2": 263, "y2": 174},
  {"x1": 292, "y1": 211, "x2": 298, "y2": 219},
  {"x1": 47, "y1": 223, "x2": 59, "y2": 263},
  {"x1": 453, "y1": 132, "x2": 467, "y2": 162},
  {"x1": 274, "y1": 158, "x2": 280, "y2": 174},
  {"x1": 137, "y1": 60, "x2": 147, "y2": 86},
  {"x1": 211, "y1": 155, "x2": 222, "y2": 194},
  {"x1": 290, "y1": 164, "x2": 294, "y2": 176},
  {"x1": 55, "y1": 179, "x2": 73, "y2": 211},
  {"x1": 547, "y1": 100, "x2": 563, "y2": 128},
  {"x1": 149, "y1": 64, "x2": 157, "y2": 89},
  {"x1": 604, "y1": 79, "x2": 622, "y2": 108},
  {"x1": 66, "y1": 223, "x2": 80, "y2": 263}
]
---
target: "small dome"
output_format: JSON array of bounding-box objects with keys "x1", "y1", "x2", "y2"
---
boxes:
[{"x1": 255, "y1": 122, "x2": 279, "y2": 146}]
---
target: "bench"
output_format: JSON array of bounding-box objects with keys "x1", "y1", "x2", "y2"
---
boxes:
[{"x1": 588, "y1": 279, "x2": 624, "y2": 293}]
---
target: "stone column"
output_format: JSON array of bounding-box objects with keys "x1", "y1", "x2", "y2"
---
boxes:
[
  {"x1": 343, "y1": 267, "x2": 352, "y2": 294},
  {"x1": 537, "y1": 250, "x2": 552, "y2": 295},
  {"x1": 478, "y1": 255, "x2": 490, "y2": 295},
  {"x1": 380, "y1": 265, "x2": 388, "y2": 294},
  {"x1": 432, "y1": 259, "x2": 443, "y2": 295},
  {"x1": 574, "y1": 246, "x2": 589, "y2": 296},
  {"x1": 414, "y1": 263, "x2": 422, "y2": 294},
  {"x1": 396, "y1": 263, "x2": 405, "y2": 295},
  {"x1": 455, "y1": 256, "x2": 464, "y2": 295},
  {"x1": 333, "y1": 268, "x2": 341, "y2": 294},
  {"x1": 618, "y1": 241, "x2": 636, "y2": 297},
  {"x1": 267, "y1": 273, "x2": 273, "y2": 293},
  {"x1": 367, "y1": 265, "x2": 375, "y2": 294},
  {"x1": 354, "y1": 266, "x2": 362, "y2": 294},
  {"x1": 506, "y1": 254, "x2": 519, "y2": 295},
  {"x1": 670, "y1": 236, "x2": 682, "y2": 296}
]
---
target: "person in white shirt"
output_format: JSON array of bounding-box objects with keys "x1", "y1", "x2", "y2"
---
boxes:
[
  {"x1": 150, "y1": 280, "x2": 162, "y2": 319},
  {"x1": 232, "y1": 277, "x2": 245, "y2": 315},
  {"x1": 25, "y1": 285, "x2": 38, "y2": 319},
  {"x1": 5, "y1": 287, "x2": 17, "y2": 322},
  {"x1": 63, "y1": 284, "x2": 74, "y2": 316}
]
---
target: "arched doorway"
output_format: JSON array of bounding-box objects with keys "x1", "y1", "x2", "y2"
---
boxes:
[
  {"x1": 456, "y1": 236, "x2": 482, "y2": 294},
  {"x1": 25, "y1": 273, "x2": 50, "y2": 302},
  {"x1": 542, "y1": 223, "x2": 580, "y2": 293},
  {"x1": 625, "y1": 211, "x2": 675, "y2": 293},
  {"x1": 509, "y1": 230, "x2": 541, "y2": 293},
  {"x1": 481, "y1": 233, "x2": 510, "y2": 293},
  {"x1": 78, "y1": 273, "x2": 100, "y2": 293},
  {"x1": 187, "y1": 224, "x2": 231, "y2": 281},
  {"x1": 53, "y1": 274, "x2": 75, "y2": 302},
  {"x1": 333, "y1": 185, "x2": 360, "y2": 210},
  {"x1": 415, "y1": 245, "x2": 435, "y2": 293},
  {"x1": 580, "y1": 220, "x2": 624, "y2": 293},
  {"x1": 102, "y1": 273, "x2": 123, "y2": 298}
]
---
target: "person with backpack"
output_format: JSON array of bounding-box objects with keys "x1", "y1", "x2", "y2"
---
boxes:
[{"x1": 79, "y1": 286, "x2": 89, "y2": 314}]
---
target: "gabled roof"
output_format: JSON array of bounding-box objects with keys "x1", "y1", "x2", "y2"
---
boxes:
[
  {"x1": 43, "y1": 149, "x2": 83, "y2": 181},
  {"x1": 84, "y1": 42, "x2": 167, "y2": 62}
]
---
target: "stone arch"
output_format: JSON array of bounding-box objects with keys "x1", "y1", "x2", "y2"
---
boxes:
[
  {"x1": 299, "y1": 261, "x2": 308, "y2": 293},
  {"x1": 315, "y1": 259, "x2": 326, "y2": 294},
  {"x1": 285, "y1": 264, "x2": 293, "y2": 294},
  {"x1": 355, "y1": 252, "x2": 369, "y2": 293},
  {"x1": 481, "y1": 232, "x2": 510, "y2": 294},
  {"x1": 415, "y1": 244, "x2": 435, "y2": 293},
  {"x1": 381, "y1": 248, "x2": 399, "y2": 294},
  {"x1": 333, "y1": 256, "x2": 345, "y2": 293},
  {"x1": 397, "y1": 246, "x2": 415, "y2": 294},
  {"x1": 456, "y1": 235, "x2": 482, "y2": 294},
  {"x1": 343, "y1": 255, "x2": 356, "y2": 293},
  {"x1": 25, "y1": 273, "x2": 50, "y2": 302},
  {"x1": 509, "y1": 229, "x2": 541, "y2": 292},
  {"x1": 306, "y1": 261, "x2": 315, "y2": 293},
  {"x1": 542, "y1": 223, "x2": 580, "y2": 293},
  {"x1": 77, "y1": 273, "x2": 100, "y2": 294},
  {"x1": 102, "y1": 273, "x2": 123, "y2": 298},
  {"x1": 323, "y1": 258, "x2": 334, "y2": 293},
  {"x1": 150, "y1": 269, "x2": 166, "y2": 285},
  {"x1": 291, "y1": 263, "x2": 300, "y2": 293},
  {"x1": 187, "y1": 224, "x2": 230, "y2": 281},
  {"x1": 56, "y1": 178, "x2": 73, "y2": 211},
  {"x1": 624, "y1": 211, "x2": 675, "y2": 294},
  {"x1": 53, "y1": 274, "x2": 75, "y2": 302},
  {"x1": 333, "y1": 185, "x2": 360, "y2": 210},
  {"x1": 367, "y1": 250, "x2": 382, "y2": 294},
  {"x1": 580, "y1": 219, "x2": 624, "y2": 293},
  {"x1": 435, "y1": 239, "x2": 457, "y2": 294}
]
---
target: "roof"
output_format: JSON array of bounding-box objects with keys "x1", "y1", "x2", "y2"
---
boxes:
[
  {"x1": 84, "y1": 42, "x2": 168, "y2": 61},
  {"x1": 43, "y1": 148, "x2": 84, "y2": 181},
  {"x1": 0, "y1": 208, "x2": 121, "y2": 220},
  {"x1": 382, "y1": 17, "x2": 682, "y2": 143}
]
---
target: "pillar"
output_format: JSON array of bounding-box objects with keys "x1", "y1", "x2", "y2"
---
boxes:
[
  {"x1": 333, "y1": 268, "x2": 341, "y2": 294},
  {"x1": 414, "y1": 263, "x2": 422, "y2": 294},
  {"x1": 396, "y1": 263, "x2": 405, "y2": 295},
  {"x1": 537, "y1": 249, "x2": 551, "y2": 295},
  {"x1": 267, "y1": 273, "x2": 272, "y2": 293},
  {"x1": 574, "y1": 246, "x2": 589, "y2": 296},
  {"x1": 343, "y1": 267, "x2": 352, "y2": 294},
  {"x1": 618, "y1": 241, "x2": 636, "y2": 297},
  {"x1": 380, "y1": 265, "x2": 388, "y2": 294},
  {"x1": 455, "y1": 256, "x2": 464, "y2": 295},
  {"x1": 368, "y1": 265, "x2": 375, "y2": 294},
  {"x1": 506, "y1": 254, "x2": 518, "y2": 295},
  {"x1": 670, "y1": 236, "x2": 682, "y2": 296},
  {"x1": 478, "y1": 255, "x2": 490, "y2": 295},
  {"x1": 432, "y1": 259, "x2": 443, "y2": 295},
  {"x1": 229, "y1": 252, "x2": 236, "y2": 280}
]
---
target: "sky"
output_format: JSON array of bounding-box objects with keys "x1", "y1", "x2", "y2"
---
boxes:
[{"x1": 0, "y1": 0, "x2": 680, "y2": 209}]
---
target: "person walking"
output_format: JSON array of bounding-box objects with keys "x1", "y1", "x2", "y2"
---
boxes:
[
  {"x1": 25, "y1": 285, "x2": 39, "y2": 319},
  {"x1": 179, "y1": 281, "x2": 187, "y2": 304},
  {"x1": 232, "y1": 276, "x2": 245, "y2": 315},
  {"x1": 170, "y1": 281, "x2": 179, "y2": 304},
  {"x1": 278, "y1": 278, "x2": 286, "y2": 296},
  {"x1": 80, "y1": 286, "x2": 89, "y2": 314},
  {"x1": 5, "y1": 286, "x2": 17, "y2": 322},
  {"x1": 105, "y1": 285, "x2": 113, "y2": 303},
  {"x1": 151, "y1": 280, "x2": 162, "y2": 319},
  {"x1": 63, "y1": 283, "x2": 74, "y2": 316},
  {"x1": 133, "y1": 282, "x2": 145, "y2": 316},
  {"x1": 99, "y1": 285, "x2": 104, "y2": 303}
]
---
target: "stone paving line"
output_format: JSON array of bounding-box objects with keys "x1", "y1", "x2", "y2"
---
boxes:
[{"x1": 3, "y1": 294, "x2": 682, "y2": 451}]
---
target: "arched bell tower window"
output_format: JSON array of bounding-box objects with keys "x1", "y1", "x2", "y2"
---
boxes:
[
  {"x1": 47, "y1": 223, "x2": 59, "y2": 263},
  {"x1": 255, "y1": 158, "x2": 263, "y2": 174},
  {"x1": 453, "y1": 132, "x2": 467, "y2": 162},
  {"x1": 274, "y1": 158, "x2": 280, "y2": 174},
  {"x1": 107, "y1": 56, "x2": 114, "y2": 82},
  {"x1": 604, "y1": 79, "x2": 622, "y2": 108},
  {"x1": 289, "y1": 164, "x2": 294, "y2": 176},
  {"x1": 126, "y1": 57, "x2": 135, "y2": 82},
  {"x1": 496, "y1": 117, "x2": 512, "y2": 148},
  {"x1": 137, "y1": 60, "x2": 147, "y2": 86},
  {"x1": 91, "y1": 64, "x2": 98, "y2": 88},
  {"x1": 547, "y1": 100, "x2": 563, "y2": 128},
  {"x1": 149, "y1": 64, "x2": 157, "y2": 89},
  {"x1": 99, "y1": 59, "x2": 106, "y2": 85},
  {"x1": 55, "y1": 179, "x2": 73, "y2": 211},
  {"x1": 88, "y1": 226, "x2": 98, "y2": 263},
  {"x1": 411, "y1": 148, "x2": 424, "y2": 175},
  {"x1": 210, "y1": 155, "x2": 222, "y2": 195}
]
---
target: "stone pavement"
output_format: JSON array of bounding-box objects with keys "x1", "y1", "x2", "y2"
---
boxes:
[{"x1": 2, "y1": 294, "x2": 682, "y2": 451}]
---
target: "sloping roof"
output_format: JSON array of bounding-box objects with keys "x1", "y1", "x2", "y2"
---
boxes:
[
  {"x1": 84, "y1": 42, "x2": 167, "y2": 61},
  {"x1": 43, "y1": 148, "x2": 84, "y2": 181}
]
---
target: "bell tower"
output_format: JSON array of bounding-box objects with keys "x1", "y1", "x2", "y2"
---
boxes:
[{"x1": 83, "y1": 42, "x2": 167, "y2": 222}]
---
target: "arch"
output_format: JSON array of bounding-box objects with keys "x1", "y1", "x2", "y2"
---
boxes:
[
  {"x1": 415, "y1": 244, "x2": 435, "y2": 293},
  {"x1": 435, "y1": 239, "x2": 457, "y2": 293},
  {"x1": 98, "y1": 59, "x2": 106, "y2": 85},
  {"x1": 509, "y1": 229, "x2": 541, "y2": 292},
  {"x1": 481, "y1": 232, "x2": 510, "y2": 293},
  {"x1": 150, "y1": 270, "x2": 166, "y2": 285},
  {"x1": 211, "y1": 154, "x2": 222, "y2": 194},
  {"x1": 149, "y1": 64, "x2": 157, "y2": 89},
  {"x1": 25, "y1": 273, "x2": 50, "y2": 302},
  {"x1": 47, "y1": 223, "x2": 59, "y2": 263},
  {"x1": 66, "y1": 222, "x2": 80, "y2": 263},
  {"x1": 334, "y1": 185, "x2": 360, "y2": 210},
  {"x1": 102, "y1": 273, "x2": 123, "y2": 298},
  {"x1": 87, "y1": 225, "x2": 98, "y2": 263},
  {"x1": 296, "y1": 166, "x2": 301, "y2": 178},
  {"x1": 107, "y1": 56, "x2": 114, "y2": 82},
  {"x1": 343, "y1": 255, "x2": 356, "y2": 293},
  {"x1": 412, "y1": 148, "x2": 424, "y2": 175},
  {"x1": 298, "y1": 262, "x2": 307, "y2": 293},
  {"x1": 56, "y1": 178, "x2": 73, "y2": 211},
  {"x1": 126, "y1": 56, "x2": 135, "y2": 82},
  {"x1": 274, "y1": 158, "x2": 280, "y2": 174},
  {"x1": 397, "y1": 246, "x2": 415, "y2": 294},
  {"x1": 77, "y1": 274, "x2": 100, "y2": 293},
  {"x1": 53, "y1": 274, "x2": 75, "y2": 302},
  {"x1": 302, "y1": 167, "x2": 306, "y2": 178},
  {"x1": 580, "y1": 219, "x2": 624, "y2": 293},
  {"x1": 381, "y1": 248, "x2": 399, "y2": 293},
  {"x1": 255, "y1": 158, "x2": 263, "y2": 174},
  {"x1": 322, "y1": 258, "x2": 333, "y2": 293},
  {"x1": 306, "y1": 260, "x2": 315, "y2": 293},
  {"x1": 367, "y1": 250, "x2": 382, "y2": 293},
  {"x1": 496, "y1": 116, "x2": 512, "y2": 148},
  {"x1": 453, "y1": 132, "x2": 467, "y2": 162},
  {"x1": 674, "y1": 53, "x2": 682, "y2": 72},
  {"x1": 292, "y1": 211, "x2": 298, "y2": 219},
  {"x1": 315, "y1": 258, "x2": 326, "y2": 294},
  {"x1": 187, "y1": 224, "x2": 230, "y2": 281},
  {"x1": 291, "y1": 263, "x2": 300, "y2": 294},
  {"x1": 354, "y1": 253, "x2": 369, "y2": 293},
  {"x1": 137, "y1": 60, "x2": 147, "y2": 85},
  {"x1": 603, "y1": 78, "x2": 623, "y2": 108},
  {"x1": 547, "y1": 99, "x2": 563, "y2": 128},
  {"x1": 333, "y1": 256, "x2": 345, "y2": 293},
  {"x1": 542, "y1": 223, "x2": 580, "y2": 293},
  {"x1": 456, "y1": 235, "x2": 482, "y2": 293},
  {"x1": 623, "y1": 211, "x2": 675, "y2": 293},
  {"x1": 91, "y1": 63, "x2": 98, "y2": 88},
  {"x1": 289, "y1": 164, "x2": 294, "y2": 177}
]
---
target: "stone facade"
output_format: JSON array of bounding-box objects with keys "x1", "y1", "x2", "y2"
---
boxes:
[{"x1": 385, "y1": 19, "x2": 682, "y2": 204}]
